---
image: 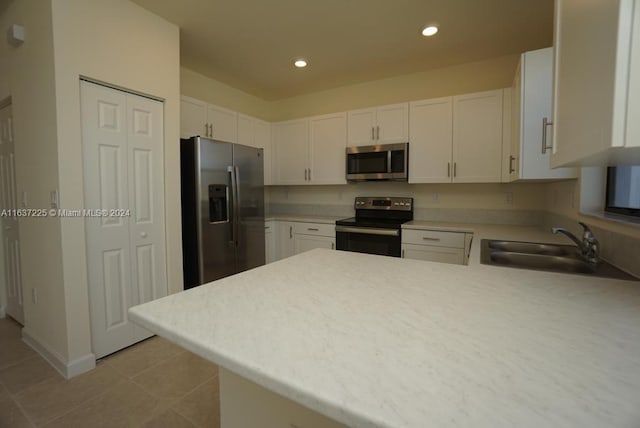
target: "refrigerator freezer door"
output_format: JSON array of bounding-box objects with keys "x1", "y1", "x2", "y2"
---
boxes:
[
  {"x1": 233, "y1": 144, "x2": 265, "y2": 273},
  {"x1": 198, "y1": 138, "x2": 237, "y2": 283}
]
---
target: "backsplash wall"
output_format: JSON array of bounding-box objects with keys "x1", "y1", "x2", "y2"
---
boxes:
[{"x1": 267, "y1": 182, "x2": 547, "y2": 225}]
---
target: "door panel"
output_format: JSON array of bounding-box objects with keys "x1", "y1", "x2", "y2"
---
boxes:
[
  {"x1": 82, "y1": 81, "x2": 167, "y2": 357},
  {"x1": 125, "y1": 93, "x2": 167, "y2": 343},
  {"x1": 82, "y1": 81, "x2": 134, "y2": 357},
  {"x1": 233, "y1": 144, "x2": 265, "y2": 273},
  {"x1": 347, "y1": 108, "x2": 376, "y2": 146},
  {"x1": 0, "y1": 102, "x2": 24, "y2": 324},
  {"x1": 376, "y1": 103, "x2": 408, "y2": 144}
]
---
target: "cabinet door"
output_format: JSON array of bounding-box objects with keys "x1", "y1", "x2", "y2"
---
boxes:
[
  {"x1": 347, "y1": 108, "x2": 376, "y2": 146},
  {"x1": 552, "y1": 0, "x2": 640, "y2": 166},
  {"x1": 509, "y1": 60, "x2": 522, "y2": 181},
  {"x1": 376, "y1": 103, "x2": 409, "y2": 144},
  {"x1": 265, "y1": 221, "x2": 276, "y2": 264},
  {"x1": 180, "y1": 96, "x2": 207, "y2": 139},
  {"x1": 254, "y1": 119, "x2": 272, "y2": 186},
  {"x1": 237, "y1": 113, "x2": 254, "y2": 147},
  {"x1": 408, "y1": 97, "x2": 453, "y2": 183},
  {"x1": 402, "y1": 244, "x2": 464, "y2": 265},
  {"x1": 294, "y1": 234, "x2": 335, "y2": 254},
  {"x1": 276, "y1": 222, "x2": 295, "y2": 260},
  {"x1": 207, "y1": 104, "x2": 238, "y2": 143},
  {"x1": 309, "y1": 112, "x2": 347, "y2": 184},
  {"x1": 452, "y1": 90, "x2": 503, "y2": 183},
  {"x1": 272, "y1": 119, "x2": 309, "y2": 185},
  {"x1": 521, "y1": 48, "x2": 576, "y2": 179}
]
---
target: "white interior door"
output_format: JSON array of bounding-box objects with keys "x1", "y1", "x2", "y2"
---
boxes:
[
  {"x1": 0, "y1": 101, "x2": 24, "y2": 324},
  {"x1": 81, "y1": 81, "x2": 167, "y2": 358}
]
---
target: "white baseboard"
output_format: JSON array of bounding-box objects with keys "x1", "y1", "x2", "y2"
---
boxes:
[
  {"x1": 22, "y1": 327, "x2": 95, "y2": 379},
  {"x1": 0, "y1": 305, "x2": 5, "y2": 319}
]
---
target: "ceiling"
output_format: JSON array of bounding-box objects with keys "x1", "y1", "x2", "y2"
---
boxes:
[{"x1": 131, "y1": 0, "x2": 554, "y2": 101}]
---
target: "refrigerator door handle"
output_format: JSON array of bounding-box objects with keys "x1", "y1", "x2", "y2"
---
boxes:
[
  {"x1": 233, "y1": 166, "x2": 241, "y2": 246},
  {"x1": 228, "y1": 166, "x2": 237, "y2": 245}
]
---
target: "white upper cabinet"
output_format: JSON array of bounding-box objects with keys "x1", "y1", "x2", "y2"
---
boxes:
[
  {"x1": 408, "y1": 97, "x2": 453, "y2": 183},
  {"x1": 272, "y1": 114, "x2": 347, "y2": 185},
  {"x1": 238, "y1": 113, "x2": 273, "y2": 185},
  {"x1": 552, "y1": 0, "x2": 640, "y2": 166},
  {"x1": 508, "y1": 48, "x2": 576, "y2": 180},
  {"x1": 309, "y1": 112, "x2": 347, "y2": 184},
  {"x1": 180, "y1": 96, "x2": 207, "y2": 138},
  {"x1": 272, "y1": 118, "x2": 309, "y2": 185},
  {"x1": 452, "y1": 90, "x2": 504, "y2": 183},
  {"x1": 347, "y1": 103, "x2": 408, "y2": 146},
  {"x1": 180, "y1": 95, "x2": 237, "y2": 143}
]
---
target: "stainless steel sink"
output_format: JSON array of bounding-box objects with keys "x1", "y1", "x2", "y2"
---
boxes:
[
  {"x1": 487, "y1": 240, "x2": 576, "y2": 257},
  {"x1": 480, "y1": 239, "x2": 638, "y2": 281}
]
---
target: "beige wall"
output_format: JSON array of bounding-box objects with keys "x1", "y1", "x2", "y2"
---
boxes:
[
  {"x1": 269, "y1": 182, "x2": 547, "y2": 211},
  {"x1": 546, "y1": 174, "x2": 640, "y2": 239},
  {"x1": 49, "y1": 0, "x2": 181, "y2": 369},
  {"x1": 268, "y1": 54, "x2": 520, "y2": 121},
  {"x1": 0, "y1": 0, "x2": 69, "y2": 357},
  {"x1": 180, "y1": 54, "x2": 520, "y2": 122},
  {"x1": 181, "y1": 67, "x2": 273, "y2": 121}
]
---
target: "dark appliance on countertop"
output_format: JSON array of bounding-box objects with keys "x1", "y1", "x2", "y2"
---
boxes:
[
  {"x1": 345, "y1": 142, "x2": 408, "y2": 182},
  {"x1": 335, "y1": 196, "x2": 413, "y2": 257},
  {"x1": 181, "y1": 136, "x2": 265, "y2": 289}
]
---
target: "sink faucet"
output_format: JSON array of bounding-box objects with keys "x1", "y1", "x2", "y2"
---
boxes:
[{"x1": 551, "y1": 222, "x2": 600, "y2": 264}]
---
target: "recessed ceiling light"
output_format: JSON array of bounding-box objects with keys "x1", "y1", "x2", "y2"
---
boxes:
[
  {"x1": 422, "y1": 26, "x2": 439, "y2": 37},
  {"x1": 294, "y1": 59, "x2": 307, "y2": 68}
]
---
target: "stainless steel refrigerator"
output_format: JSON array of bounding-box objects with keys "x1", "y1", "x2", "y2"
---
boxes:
[{"x1": 181, "y1": 136, "x2": 265, "y2": 289}]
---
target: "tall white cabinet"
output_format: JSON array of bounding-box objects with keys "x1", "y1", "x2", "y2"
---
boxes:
[
  {"x1": 272, "y1": 113, "x2": 347, "y2": 185},
  {"x1": 81, "y1": 81, "x2": 167, "y2": 359},
  {"x1": 508, "y1": 48, "x2": 576, "y2": 180},
  {"x1": 552, "y1": 0, "x2": 640, "y2": 166},
  {"x1": 238, "y1": 113, "x2": 273, "y2": 185}
]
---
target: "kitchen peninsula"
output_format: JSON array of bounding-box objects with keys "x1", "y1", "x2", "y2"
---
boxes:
[{"x1": 129, "y1": 225, "x2": 640, "y2": 428}]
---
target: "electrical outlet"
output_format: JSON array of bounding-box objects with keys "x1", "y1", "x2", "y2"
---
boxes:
[
  {"x1": 505, "y1": 192, "x2": 513, "y2": 205},
  {"x1": 31, "y1": 288, "x2": 38, "y2": 305},
  {"x1": 432, "y1": 192, "x2": 439, "y2": 202}
]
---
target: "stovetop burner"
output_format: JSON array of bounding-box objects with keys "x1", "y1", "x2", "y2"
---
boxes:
[{"x1": 336, "y1": 196, "x2": 414, "y2": 229}]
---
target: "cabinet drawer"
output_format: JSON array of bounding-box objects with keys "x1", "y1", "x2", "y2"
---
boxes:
[
  {"x1": 293, "y1": 222, "x2": 335, "y2": 237},
  {"x1": 402, "y1": 229, "x2": 465, "y2": 248},
  {"x1": 402, "y1": 244, "x2": 465, "y2": 265}
]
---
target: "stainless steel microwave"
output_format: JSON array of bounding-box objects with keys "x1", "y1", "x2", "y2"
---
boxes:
[{"x1": 345, "y1": 142, "x2": 408, "y2": 182}]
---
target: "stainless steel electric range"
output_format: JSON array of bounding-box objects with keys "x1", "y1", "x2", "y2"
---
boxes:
[{"x1": 335, "y1": 196, "x2": 413, "y2": 257}]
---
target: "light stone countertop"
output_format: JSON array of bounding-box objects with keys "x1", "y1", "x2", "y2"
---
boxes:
[
  {"x1": 129, "y1": 224, "x2": 640, "y2": 428},
  {"x1": 265, "y1": 214, "x2": 343, "y2": 224}
]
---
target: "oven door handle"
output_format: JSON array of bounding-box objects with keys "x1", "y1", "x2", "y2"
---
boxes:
[{"x1": 335, "y1": 226, "x2": 400, "y2": 237}]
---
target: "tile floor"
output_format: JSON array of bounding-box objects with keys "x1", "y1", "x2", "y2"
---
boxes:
[{"x1": 0, "y1": 317, "x2": 220, "y2": 427}]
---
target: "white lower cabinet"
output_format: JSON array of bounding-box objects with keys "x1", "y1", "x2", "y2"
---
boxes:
[
  {"x1": 271, "y1": 220, "x2": 335, "y2": 261},
  {"x1": 276, "y1": 221, "x2": 295, "y2": 260},
  {"x1": 401, "y1": 229, "x2": 472, "y2": 265},
  {"x1": 265, "y1": 220, "x2": 276, "y2": 264},
  {"x1": 293, "y1": 222, "x2": 335, "y2": 254}
]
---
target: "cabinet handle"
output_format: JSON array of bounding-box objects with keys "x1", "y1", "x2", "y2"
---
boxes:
[
  {"x1": 509, "y1": 155, "x2": 515, "y2": 174},
  {"x1": 331, "y1": 242, "x2": 335, "y2": 249},
  {"x1": 308, "y1": 168, "x2": 311, "y2": 181},
  {"x1": 453, "y1": 162, "x2": 457, "y2": 177},
  {"x1": 542, "y1": 117, "x2": 553, "y2": 154},
  {"x1": 371, "y1": 127, "x2": 375, "y2": 140},
  {"x1": 289, "y1": 226, "x2": 293, "y2": 239},
  {"x1": 376, "y1": 125, "x2": 380, "y2": 140},
  {"x1": 204, "y1": 124, "x2": 208, "y2": 137},
  {"x1": 307, "y1": 228, "x2": 319, "y2": 231},
  {"x1": 447, "y1": 162, "x2": 451, "y2": 177},
  {"x1": 402, "y1": 249, "x2": 405, "y2": 258},
  {"x1": 422, "y1": 237, "x2": 441, "y2": 241}
]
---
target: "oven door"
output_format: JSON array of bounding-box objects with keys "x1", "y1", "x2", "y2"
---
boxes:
[{"x1": 335, "y1": 226, "x2": 401, "y2": 257}]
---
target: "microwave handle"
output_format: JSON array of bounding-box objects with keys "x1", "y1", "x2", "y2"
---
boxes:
[{"x1": 387, "y1": 149, "x2": 392, "y2": 174}]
